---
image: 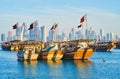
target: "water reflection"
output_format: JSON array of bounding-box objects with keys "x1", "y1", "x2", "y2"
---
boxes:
[
  {"x1": 23, "y1": 60, "x2": 38, "y2": 66},
  {"x1": 17, "y1": 60, "x2": 39, "y2": 78},
  {"x1": 41, "y1": 59, "x2": 92, "y2": 79},
  {"x1": 74, "y1": 60, "x2": 92, "y2": 79},
  {"x1": 74, "y1": 60, "x2": 92, "y2": 69},
  {"x1": 46, "y1": 60, "x2": 63, "y2": 79},
  {"x1": 17, "y1": 60, "x2": 92, "y2": 79},
  {"x1": 47, "y1": 60, "x2": 63, "y2": 67}
]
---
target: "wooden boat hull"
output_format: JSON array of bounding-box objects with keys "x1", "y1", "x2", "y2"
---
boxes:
[
  {"x1": 95, "y1": 41, "x2": 116, "y2": 52},
  {"x1": 10, "y1": 45, "x2": 19, "y2": 51},
  {"x1": 116, "y1": 42, "x2": 120, "y2": 49},
  {"x1": 1, "y1": 45, "x2": 11, "y2": 51},
  {"x1": 96, "y1": 46, "x2": 111, "y2": 52},
  {"x1": 17, "y1": 48, "x2": 39, "y2": 60},
  {"x1": 63, "y1": 48, "x2": 93, "y2": 60},
  {"x1": 24, "y1": 53, "x2": 38, "y2": 60},
  {"x1": 38, "y1": 50, "x2": 64, "y2": 60},
  {"x1": 38, "y1": 48, "x2": 93, "y2": 60}
]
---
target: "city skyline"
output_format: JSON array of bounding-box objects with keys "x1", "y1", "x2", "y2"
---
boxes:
[
  {"x1": 1, "y1": 25, "x2": 119, "y2": 42},
  {"x1": 0, "y1": 0, "x2": 120, "y2": 36}
]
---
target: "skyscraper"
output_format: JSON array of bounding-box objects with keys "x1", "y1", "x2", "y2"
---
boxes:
[
  {"x1": 90, "y1": 30, "x2": 97, "y2": 39},
  {"x1": 40, "y1": 26, "x2": 46, "y2": 42},
  {"x1": 62, "y1": 32, "x2": 65, "y2": 40},
  {"x1": 1, "y1": 33, "x2": 5, "y2": 42},
  {"x1": 47, "y1": 30, "x2": 54, "y2": 42},
  {"x1": 100, "y1": 29, "x2": 105, "y2": 41},
  {"x1": 85, "y1": 28, "x2": 89, "y2": 39},
  {"x1": 7, "y1": 31, "x2": 12, "y2": 42},
  {"x1": 69, "y1": 28, "x2": 75, "y2": 40},
  {"x1": 16, "y1": 27, "x2": 21, "y2": 40},
  {"x1": 23, "y1": 23, "x2": 29, "y2": 41},
  {"x1": 110, "y1": 32, "x2": 115, "y2": 41},
  {"x1": 34, "y1": 26, "x2": 39, "y2": 41},
  {"x1": 106, "y1": 33, "x2": 110, "y2": 41},
  {"x1": 29, "y1": 29, "x2": 34, "y2": 40}
]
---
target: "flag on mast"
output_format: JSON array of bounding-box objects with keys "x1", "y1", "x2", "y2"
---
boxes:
[
  {"x1": 28, "y1": 23, "x2": 34, "y2": 30},
  {"x1": 77, "y1": 14, "x2": 87, "y2": 28},
  {"x1": 12, "y1": 23, "x2": 18, "y2": 29},
  {"x1": 50, "y1": 23, "x2": 58, "y2": 30},
  {"x1": 28, "y1": 20, "x2": 38, "y2": 30},
  {"x1": 80, "y1": 14, "x2": 86, "y2": 23}
]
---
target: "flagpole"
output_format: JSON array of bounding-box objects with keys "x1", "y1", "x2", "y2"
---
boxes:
[
  {"x1": 85, "y1": 14, "x2": 89, "y2": 46},
  {"x1": 85, "y1": 14, "x2": 87, "y2": 28},
  {"x1": 85, "y1": 14, "x2": 88, "y2": 39}
]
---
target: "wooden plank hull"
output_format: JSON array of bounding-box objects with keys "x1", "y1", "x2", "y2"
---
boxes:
[
  {"x1": 96, "y1": 46, "x2": 111, "y2": 52},
  {"x1": 10, "y1": 45, "x2": 19, "y2": 51},
  {"x1": 39, "y1": 50, "x2": 64, "y2": 60},
  {"x1": 38, "y1": 48, "x2": 93, "y2": 60},
  {"x1": 63, "y1": 48, "x2": 93, "y2": 60},
  {"x1": 24, "y1": 53, "x2": 38, "y2": 60}
]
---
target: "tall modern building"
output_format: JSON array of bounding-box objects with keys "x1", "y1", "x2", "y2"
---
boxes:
[
  {"x1": 97, "y1": 35, "x2": 100, "y2": 41},
  {"x1": 34, "y1": 26, "x2": 39, "y2": 41},
  {"x1": 69, "y1": 33, "x2": 72, "y2": 40},
  {"x1": 1, "y1": 33, "x2": 6, "y2": 42},
  {"x1": 85, "y1": 28, "x2": 89, "y2": 39},
  {"x1": 69, "y1": 28, "x2": 75, "y2": 40},
  {"x1": 16, "y1": 27, "x2": 21, "y2": 40},
  {"x1": 90, "y1": 30, "x2": 97, "y2": 39},
  {"x1": 7, "y1": 31, "x2": 12, "y2": 42},
  {"x1": 115, "y1": 35, "x2": 120, "y2": 41},
  {"x1": 76, "y1": 31, "x2": 82, "y2": 39},
  {"x1": 106, "y1": 33, "x2": 110, "y2": 41},
  {"x1": 29, "y1": 29, "x2": 34, "y2": 40},
  {"x1": 57, "y1": 35, "x2": 62, "y2": 40},
  {"x1": 110, "y1": 32, "x2": 115, "y2": 41},
  {"x1": 23, "y1": 23, "x2": 29, "y2": 41},
  {"x1": 40, "y1": 26, "x2": 47, "y2": 42},
  {"x1": 100, "y1": 29, "x2": 105, "y2": 41},
  {"x1": 62, "y1": 32, "x2": 65, "y2": 40}
]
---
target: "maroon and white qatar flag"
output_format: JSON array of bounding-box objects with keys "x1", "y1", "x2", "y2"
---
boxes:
[
  {"x1": 50, "y1": 23, "x2": 58, "y2": 30},
  {"x1": 28, "y1": 23, "x2": 34, "y2": 30},
  {"x1": 80, "y1": 15, "x2": 86, "y2": 23},
  {"x1": 12, "y1": 23, "x2": 18, "y2": 29}
]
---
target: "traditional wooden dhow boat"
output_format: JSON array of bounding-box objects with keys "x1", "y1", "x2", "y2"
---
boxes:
[
  {"x1": 1, "y1": 40, "x2": 22, "y2": 51},
  {"x1": 115, "y1": 41, "x2": 120, "y2": 49},
  {"x1": 17, "y1": 46, "x2": 39, "y2": 60},
  {"x1": 38, "y1": 42, "x2": 64, "y2": 60},
  {"x1": 61, "y1": 40, "x2": 93, "y2": 60},
  {"x1": 1, "y1": 42, "x2": 11, "y2": 51},
  {"x1": 10, "y1": 40, "x2": 22, "y2": 51},
  {"x1": 38, "y1": 39, "x2": 95, "y2": 60},
  {"x1": 95, "y1": 41, "x2": 116, "y2": 52}
]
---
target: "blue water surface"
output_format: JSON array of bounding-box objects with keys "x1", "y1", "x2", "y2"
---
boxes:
[{"x1": 0, "y1": 48, "x2": 120, "y2": 79}]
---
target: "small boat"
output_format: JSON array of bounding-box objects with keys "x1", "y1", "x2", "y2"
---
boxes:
[{"x1": 17, "y1": 47, "x2": 38, "y2": 60}]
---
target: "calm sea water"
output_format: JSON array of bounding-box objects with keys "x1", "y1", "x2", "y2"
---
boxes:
[{"x1": 0, "y1": 48, "x2": 120, "y2": 79}]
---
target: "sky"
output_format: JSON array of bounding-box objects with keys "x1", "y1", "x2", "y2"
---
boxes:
[{"x1": 0, "y1": 0, "x2": 120, "y2": 36}]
